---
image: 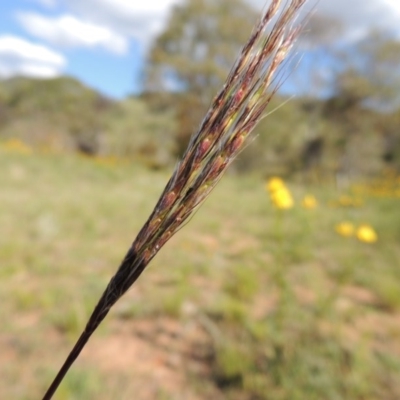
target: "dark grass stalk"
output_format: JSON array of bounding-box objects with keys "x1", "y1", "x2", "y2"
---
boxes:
[{"x1": 42, "y1": 1, "x2": 308, "y2": 398}]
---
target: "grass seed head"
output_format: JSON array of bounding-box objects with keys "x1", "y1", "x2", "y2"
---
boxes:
[
  {"x1": 120, "y1": 0, "x2": 309, "y2": 316},
  {"x1": 41, "y1": 1, "x2": 309, "y2": 398}
]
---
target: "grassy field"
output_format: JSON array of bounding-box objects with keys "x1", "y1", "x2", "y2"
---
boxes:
[{"x1": 1, "y1": 141, "x2": 400, "y2": 399}]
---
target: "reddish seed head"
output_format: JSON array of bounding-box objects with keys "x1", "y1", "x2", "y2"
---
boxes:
[
  {"x1": 160, "y1": 191, "x2": 177, "y2": 210},
  {"x1": 209, "y1": 155, "x2": 227, "y2": 177},
  {"x1": 229, "y1": 133, "x2": 246, "y2": 155},
  {"x1": 234, "y1": 87, "x2": 245, "y2": 104},
  {"x1": 195, "y1": 137, "x2": 212, "y2": 161}
]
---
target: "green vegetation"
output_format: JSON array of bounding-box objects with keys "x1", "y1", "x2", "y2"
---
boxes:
[
  {"x1": 0, "y1": 76, "x2": 177, "y2": 167},
  {"x1": 1, "y1": 147, "x2": 399, "y2": 399}
]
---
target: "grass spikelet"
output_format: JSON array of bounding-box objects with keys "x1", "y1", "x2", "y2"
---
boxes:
[{"x1": 42, "y1": 1, "x2": 308, "y2": 398}]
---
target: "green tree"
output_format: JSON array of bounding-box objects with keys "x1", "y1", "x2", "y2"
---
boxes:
[
  {"x1": 144, "y1": 0, "x2": 257, "y2": 155},
  {"x1": 322, "y1": 32, "x2": 400, "y2": 177}
]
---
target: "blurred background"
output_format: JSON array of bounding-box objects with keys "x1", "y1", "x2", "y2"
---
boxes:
[{"x1": 0, "y1": 0, "x2": 400, "y2": 399}]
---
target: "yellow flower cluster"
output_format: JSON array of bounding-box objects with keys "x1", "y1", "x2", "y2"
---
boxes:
[
  {"x1": 266, "y1": 177, "x2": 294, "y2": 210},
  {"x1": 335, "y1": 222, "x2": 378, "y2": 243},
  {"x1": 356, "y1": 224, "x2": 378, "y2": 243},
  {"x1": 263, "y1": 179, "x2": 381, "y2": 245}
]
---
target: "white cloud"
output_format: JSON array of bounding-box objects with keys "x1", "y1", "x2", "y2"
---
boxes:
[
  {"x1": 17, "y1": 13, "x2": 128, "y2": 54},
  {"x1": 66, "y1": 0, "x2": 182, "y2": 49},
  {"x1": 0, "y1": 35, "x2": 65, "y2": 79}
]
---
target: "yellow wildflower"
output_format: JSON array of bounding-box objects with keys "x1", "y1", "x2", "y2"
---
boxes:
[
  {"x1": 266, "y1": 177, "x2": 294, "y2": 209},
  {"x1": 302, "y1": 195, "x2": 317, "y2": 209},
  {"x1": 356, "y1": 224, "x2": 378, "y2": 243},
  {"x1": 335, "y1": 222, "x2": 355, "y2": 237},
  {"x1": 266, "y1": 177, "x2": 285, "y2": 193},
  {"x1": 271, "y1": 186, "x2": 294, "y2": 209}
]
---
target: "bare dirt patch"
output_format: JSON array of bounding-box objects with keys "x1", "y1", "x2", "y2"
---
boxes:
[{"x1": 83, "y1": 316, "x2": 220, "y2": 399}]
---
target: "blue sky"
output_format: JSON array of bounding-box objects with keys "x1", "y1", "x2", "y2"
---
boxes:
[
  {"x1": 0, "y1": 0, "x2": 151, "y2": 98},
  {"x1": 1, "y1": 0, "x2": 400, "y2": 99}
]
